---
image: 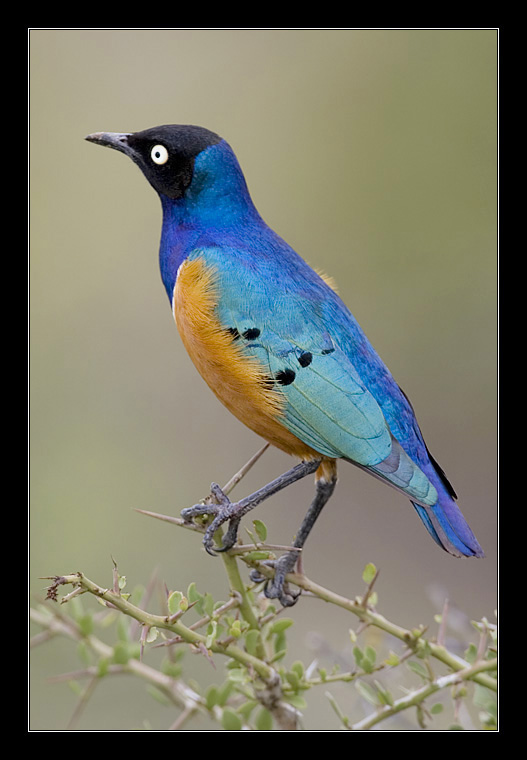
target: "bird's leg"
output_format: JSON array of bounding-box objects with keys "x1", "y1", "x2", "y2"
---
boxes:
[
  {"x1": 252, "y1": 475, "x2": 337, "y2": 607},
  {"x1": 181, "y1": 459, "x2": 321, "y2": 555}
]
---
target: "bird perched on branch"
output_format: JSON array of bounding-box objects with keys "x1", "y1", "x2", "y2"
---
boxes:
[{"x1": 86, "y1": 124, "x2": 483, "y2": 606}]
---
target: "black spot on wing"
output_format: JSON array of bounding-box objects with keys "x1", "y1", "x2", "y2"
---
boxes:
[
  {"x1": 321, "y1": 348, "x2": 335, "y2": 355},
  {"x1": 243, "y1": 328, "x2": 261, "y2": 340},
  {"x1": 227, "y1": 327, "x2": 240, "y2": 340},
  {"x1": 298, "y1": 351, "x2": 313, "y2": 367},
  {"x1": 275, "y1": 369, "x2": 296, "y2": 386}
]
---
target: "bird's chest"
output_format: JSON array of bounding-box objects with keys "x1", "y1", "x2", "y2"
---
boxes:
[
  {"x1": 171, "y1": 257, "x2": 316, "y2": 459},
  {"x1": 172, "y1": 257, "x2": 277, "y2": 417}
]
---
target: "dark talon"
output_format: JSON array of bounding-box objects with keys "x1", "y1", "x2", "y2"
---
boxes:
[
  {"x1": 182, "y1": 486, "x2": 245, "y2": 556},
  {"x1": 209, "y1": 482, "x2": 230, "y2": 506},
  {"x1": 250, "y1": 555, "x2": 302, "y2": 606},
  {"x1": 263, "y1": 560, "x2": 301, "y2": 607},
  {"x1": 181, "y1": 503, "x2": 219, "y2": 521},
  {"x1": 250, "y1": 568, "x2": 268, "y2": 584},
  {"x1": 213, "y1": 516, "x2": 242, "y2": 553}
]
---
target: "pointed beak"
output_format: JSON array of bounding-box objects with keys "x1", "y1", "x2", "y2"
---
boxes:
[{"x1": 85, "y1": 131, "x2": 134, "y2": 157}]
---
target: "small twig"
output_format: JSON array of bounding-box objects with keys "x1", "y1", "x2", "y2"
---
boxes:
[
  {"x1": 477, "y1": 627, "x2": 489, "y2": 662},
  {"x1": 66, "y1": 675, "x2": 99, "y2": 730},
  {"x1": 136, "y1": 444, "x2": 270, "y2": 530},
  {"x1": 228, "y1": 542, "x2": 301, "y2": 556},
  {"x1": 350, "y1": 658, "x2": 497, "y2": 731},
  {"x1": 242, "y1": 560, "x2": 497, "y2": 693},
  {"x1": 360, "y1": 567, "x2": 380, "y2": 608},
  {"x1": 169, "y1": 704, "x2": 195, "y2": 731},
  {"x1": 221, "y1": 443, "x2": 270, "y2": 496}
]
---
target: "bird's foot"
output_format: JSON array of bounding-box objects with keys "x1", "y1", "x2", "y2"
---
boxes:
[
  {"x1": 181, "y1": 483, "x2": 242, "y2": 555},
  {"x1": 250, "y1": 552, "x2": 301, "y2": 607}
]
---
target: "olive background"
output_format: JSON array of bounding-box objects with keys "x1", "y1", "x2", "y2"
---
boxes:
[{"x1": 30, "y1": 29, "x2": 497, "y2": 731}]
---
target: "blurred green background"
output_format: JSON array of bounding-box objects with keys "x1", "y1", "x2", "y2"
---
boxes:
[{"x1": 30, "y1": 29, "x2": 497, "y2": 730}]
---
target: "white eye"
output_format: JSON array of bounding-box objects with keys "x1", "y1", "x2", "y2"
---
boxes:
[{"x1": 151, "y1": 144, "x2": 169, "y2": 165}]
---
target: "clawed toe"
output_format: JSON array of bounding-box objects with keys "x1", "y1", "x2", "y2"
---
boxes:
[
  {"x1": 263, "y1": 569, "x2": 300, "y2": 607},
  {"x1": 181, "y1": 503, "x2": 220, "y2": 521},
  {"x1": 250, "y1": 555, "x2": 301, "y2": 607},
  {"x1": 181, "y1": 484, "x2": 243, "y2": 555}
]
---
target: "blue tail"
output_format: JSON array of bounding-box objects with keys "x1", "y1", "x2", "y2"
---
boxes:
[
  {"x1": 348, "y1": 440, "x2": 484, "y2": 558},
  {"x1": 412, "y1": 502, "x2": 485, "y2": 557},
  {"x1": 412, "y1": 496, "x2": 484, "y2": 557},
  {"x1": 412, "y1": 451, "x2": 484, "y2": 557}
]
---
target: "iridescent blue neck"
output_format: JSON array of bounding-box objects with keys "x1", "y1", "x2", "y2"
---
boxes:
[{"x1": 158, "y1": 140, "x2": 262, "y2": 299}]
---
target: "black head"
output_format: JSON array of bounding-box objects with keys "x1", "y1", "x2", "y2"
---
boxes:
[{"x1": 85, "y1": 124, "x2": 222, "y2": 199}]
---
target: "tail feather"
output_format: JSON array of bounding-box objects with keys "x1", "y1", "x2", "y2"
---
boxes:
[
  {"x1": 412, "y1": 497, "x2": 484, "y2": 558},
  {"x1": 345, "y1": 435, "x2": 484, "y2": 558}
]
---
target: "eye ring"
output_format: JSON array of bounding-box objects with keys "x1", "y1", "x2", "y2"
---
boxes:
[{"x1": 151, "y1": 144, "x2": 169, "y2": 165}]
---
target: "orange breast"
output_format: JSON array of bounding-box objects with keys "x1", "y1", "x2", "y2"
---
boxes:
[{"x1": 172, "y1": 257, "x2": 322, "y2": 462}]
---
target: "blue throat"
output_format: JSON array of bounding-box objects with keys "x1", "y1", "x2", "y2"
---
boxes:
[{"x1": 158, "y1": 140, "x2": 263, "y2": 300}]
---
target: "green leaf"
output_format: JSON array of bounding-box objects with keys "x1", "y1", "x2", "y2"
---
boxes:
[
  {"x1": 78, "y1": 614, "x2": 94, "y2": 637},
  {"x1": 97, "y1": 658, "x2": 110, "y2": 677},
  {"x1": 146, "y1": 626, "x2": 159, "y2": 643},
  {"x1": 244, "y1": 551, "x2": 271, "y2": 562},
  {"x1": 68, "y1": 680, "x2": 83, "y2": 696},
  {"x1": 285, "y1": 671, "x2": 300, "y2": 690},
  {"x1": 217, "y1": 680, "x2": 235, "y2": 706},
  {"x1": 384, "y1": 651, "x2": 400, "y2": 667},
  {"x1": 227, "y1": 669, "x2": 247, "y2": 683},
  {"x1": 205, "y1": 620, "x2": 218, "y2": 649},
  {"x1": 252, "y1": 519, "x2": 268, "y2": 542},
  {"x1": 221, "y1": 708, "x2": 242, "y2": 731},
  {"x1": 270, "y1": 618, "x2": 294, "y2": 634},
  {"x1": 273, "y1": 632, "x2": 287, "y2": 656},
  {"x1": 237, "y1": 700, "x2": 258, "y2": 719},
  {"x1": 474, "y1": 684, "x2": 497, "y2": 717},
  {"x1": 287, "y1": 694, "x2": 307, "y2": 710},
  {"x1": 187, "y1": 582, "x2": 201, "y2": 604},
  {"x1": 326, "y1": 691, "x2": 349, "y2": 726},
  {"x1": 205, "y1": 685, "x2": 219, "y2": 709},
  {"x1": 430, "y1": 703, "x2": 444, "y2": 714},
  {"x1": 112, "y1": 641, "x2": 130, "y2": 665},
  {"x1": 245, "y1": 629, "x2": 262, "y2": 656},
  {"x1": 362, "y1": 563, "x2": 377, "y2": 584},
  {"x1": 407, "y1": 660, "x2": 429, "y2": 680},
  {"x1": 355, "y1": 680, "x2": 379, "y2": 706},
  {"x1": 374, "y1": 680, "x2": 394, "y2": 707},
  {"x1": 167, "y1": 590, "x2": 188, "y2": 614},
  {"x1": 254, "y1": 707, "x2": 273, "y2": 730},
  {"x1": 203, "y1": 593, "x2": 215, "y2": 618},
  {"x1": 291, "y1": 661, "x2": 304, "y2": 679},
  {"x1": 352, "y1": 646, "x2": 364, "y2": 666},
  {"x1": 229, "y1": 620, "x2": 242, "y2": 639},
  {"x1": 464, "y1": 643, "x2": 478, "y2": 663},
  {"x1": 162, "y1": 661, "x2": 183, "y2": 679}
]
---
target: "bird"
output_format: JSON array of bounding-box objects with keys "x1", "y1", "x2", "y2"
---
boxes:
[{"x1": 86, "y1": 124, "x2": 484, "y2": 606}]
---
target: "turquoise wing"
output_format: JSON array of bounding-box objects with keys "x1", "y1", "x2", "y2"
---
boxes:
[
  {"x1": 216, "y1": 292, "x2": 392, "y2": 466},
  {"x1": 192, "y1": 246, "x2": 437, "y2": 506}
]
